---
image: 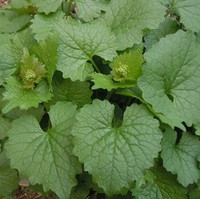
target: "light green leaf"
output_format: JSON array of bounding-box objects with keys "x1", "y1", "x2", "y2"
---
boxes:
[
  {"x1": 0, "y1": 117, "x2": 11, "y2": 140},
  {"x1": 30, "y1": 34, "x2": 58, "y2": 86},
  {"x1": 133, "y1": 167, "x2": 187, "y2": 199},
  {"x1": 138, "y1": 30, "x2": 200, "y2": 129},
  {"x1": 31, "y1": 11, "x2": 65, "y2": 41},
  {"x1": 56, "y1": 20, "x2": 118, "y2": 81},
  {"x1": 104, "y1": 0, "x2": 166, "y2": 50},
  {"x1": 91, "y1": 73, "x2": 135, "y2": 91},
  {"x1": 31, "y1": 0, "x2": 63, "y2": 14},
  {"x1": 0, "y1": 10, "x2": 32, "y2": 33},
  {"x1": 5, "y1": 102, "x2": 82, "y2": 199},
  {"x1": 73, "y1": 99, "x2": 162, "y2": 195},
  {"x1": 2, "y1": 77, "x2": 52, "y2": 113},
  {"x1": 0, "y1": 151, "x2": 19, "y2": 198},
  {"x1": 75, "y1": 0, "x2": 108, "y2": 22},
  {"x1": 194, "y1": 123, "x2": 200, "y2": 136},
  {"x1": 176, "y1": 0, "x2": 200, "y2": 32},
  {"x1": 161, "y1": 127, "x2": 200, "y2": 187},
  {"x1": 0, "y1": 29, "x2": 35, "y2": 83},
  {"x1": 9, "y1": 0, "x2": 63, "y2": 14},
  {"x1": 144, "y1": 17, "x2": 179, "y2": 50},
  {"x1": 52, "y1": 74, "x2": 92, "y2": 108},
  {"x1": 111, "y1": 46, "x2": 144, "y2": 82}
]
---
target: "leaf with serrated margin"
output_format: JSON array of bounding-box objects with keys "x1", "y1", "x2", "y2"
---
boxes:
[
  {"x1": 2, "y1": 77, "x2": 52, "y2": 113},
  {"x1": 5, "y1": 102, "x2": 82, "y2": 199},
  {"x1": 30, "y1": 34, "x2": 58, "y2": 86},
  {"x1": 161, "y1": 127, "x2": 200, "y2": 187},
  {"x1": 72, "y1": 99, "x2": 162, "y2": 195},
  {"x1": 56, "y1": 19, "x2": 118, "y2": 81},
  {"x1": 75, "y1": 0, "x2": 109, "y2": 22},
  {"x1": 104, "y1": 0, "x2": 166, "y2": 50},
  {"x1": 138, "y1": 30, "x2": 200, "y2": 129}
]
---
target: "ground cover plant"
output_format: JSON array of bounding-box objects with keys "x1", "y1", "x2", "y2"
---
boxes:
[{"x1": 0, "y1": 0, "x2": 200, "y2": 198}]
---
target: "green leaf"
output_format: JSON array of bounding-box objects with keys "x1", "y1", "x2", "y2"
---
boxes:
[
  {"x1": 30, "y1": 34, "x2": 59, "y2": 86},
  {"x1": 9, "y1": 0, "x2": 63, "y2": 14},
  {"x1": 104, "y1": 0, "x2": 166, "y2": 50},
  {"x1": 144, "y1": 17, "x2": 179, "y2": 50},
  {"x1": 138, "y1": 30, "x2": 200, "y2": 129},
  {"x1": 194, "y1": 123, "x2": 200, "y2": 136},
  {"x1": 196, "y1": 32, "x2": 200, "y2": 44},
  {"x1": 161, "y1": 127, "x2": 200, "y2": 187},
  {"x1": 0, "y1": 10, "x2": 32, "y2": 33},
  {"x1": 31, "y1": 0, "x2": 63, "y2": 14},
  {"x1": 176, "y1": 0, "x2": 200, "y2": 32},
  {"x1": 75, "y1": 0, "x2": 108, "y2": 22},
  {"x1": 0, "y1": 117, "x2": 11, "y2": 140},
  {"x1": 2, "y1": 77, "x2": 52, "y2": 113},
  {"x1": 31, "y1": 11, "x2": 65, "y2": 41},
  {"x1": 91, "y1": 73, "x2": 135, "y2": 91},
  {"x1": 133, "y1": 167, "x2": 187, "y2": 199},
  {"x1": 73, "y1": 99, "x2": 162, "y2": 195},
  {"x1": 52, "y1": 74, "x2": 92, "y2": 108},
  {"x1": 5, "y1": 102, "x2": 82, "y2": 199},
  {"x1": 0, "y1": 151, "x2": 19, "y2": 198},
  {"x1": 111, "y1": 46, "x2": 144, "y2": 82},
  {"x1": 56, "y1": 19, "x2": 118, "y2": 81},
  {"x1": 0, "y1": 29, "x2": 35, "y2": 83}
]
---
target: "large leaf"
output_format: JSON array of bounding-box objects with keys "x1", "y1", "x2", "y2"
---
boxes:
[
  {"x1": 2, "y1": 77, "x2": 52, "y2": 113},
  {"x1": 133, "y1": 167, "x2": 187, "y2": 199},
  {"x1": 138, "y1": 30, "x2": 200, "y2": 129},
  {"x1": 5, "y1": 102, "x2": 82, "y2": 199},
  {"x1": 104, "y1": 0, "x2": 166, "y2": 50},
  {"x1": 161, "y1": 127, "x2": 200, "y2": 187},
  {"x1": 0, "y1": 151, "x2": 19, "y2": 198},
  {"x1": 56, "y1": 19, "x2": 118, "y2": 81},
  {"x1": 72, "y1": 100, "x2": 162, "y2": 195},
  {"x1": 176, "y1": 0, "x2": 200, "y2": 32}
]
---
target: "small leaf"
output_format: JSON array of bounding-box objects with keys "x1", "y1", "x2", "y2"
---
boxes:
[
  {"x1": 19, "y1": 48, "x2": 46, "y2": 89},
  {"x1": 91, "y1": 73, "x2": 135, "y2": 91}
]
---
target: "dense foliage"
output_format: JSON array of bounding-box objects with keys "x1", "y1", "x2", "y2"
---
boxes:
[{"x1": 0, "y1": 0, "x2": 200, "y2": 198}]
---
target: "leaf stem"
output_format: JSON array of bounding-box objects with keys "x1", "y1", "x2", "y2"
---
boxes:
[
  {"x1": 66, "y1": 0, "x2": 73, "y2": 17},
  {"x1": 91, "y1": 59, "x2": 100, "y2": 73}
]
